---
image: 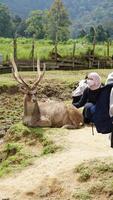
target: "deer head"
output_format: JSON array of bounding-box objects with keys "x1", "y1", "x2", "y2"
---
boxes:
[{"x1": 11, "y1": 57, "x2": 46, "y2": 125}]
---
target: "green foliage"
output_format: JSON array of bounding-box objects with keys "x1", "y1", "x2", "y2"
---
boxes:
[
  {"x1": 73, "y1": 190, "x2": 91, "y2": 200},
  {"x1": 43, "y1": 144, "x2": 59, "y2": 155},
  {"x1": 29, "y1": 127, "x2": 60, "y2": 155},
  {"x1": 4, "y1": 142, "x2": 22, "y2": 155},
  {"x1": 7, "y1": 123, "x2": 60, "y2": 155},
  {"x1": 7, "y1": 122, "x2": 31, "y2": 141},
  {"x1": 1, "y1": 0, "x2": 113, "y2": 38},
  {"x1": 0, "y1": 122, "x2": 61, "y2": 177},
  {"x1": 87, "y1": 25, "x2": 109, "y2": 43},
  {"x1": 11, "y1": 15, "x2": 22, "y2": 37},
  {"x1": 48, "y1": 0, "x2": 71, "y2": 42},
  {"x1": 26, "y1": 10, "x2": 47, "y2": 39},
  {"x1": 0, "y1": 3, "x2": 12, "y2": 37},
  {"x1": 0, "y1": 142, "x2": 32, "y2": 177},
  {"x1": 78, "y1": 169, "x2": 91, "y2": 182},
  {"x1": 75, "y1": 159, "x2": 113, "y2": 179}
]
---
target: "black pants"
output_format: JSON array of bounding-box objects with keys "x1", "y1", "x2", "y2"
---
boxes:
[
  {"x1": 83, "y1": 103, "x2": 96, "y2": 124},
  {"x1": 111, "y1": 126, "x2": 113, "y2": 148}
]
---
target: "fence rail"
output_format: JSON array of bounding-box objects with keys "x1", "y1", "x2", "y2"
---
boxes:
[{"x1": 0, "y1": 56, "x2": 113, "y2": 74}]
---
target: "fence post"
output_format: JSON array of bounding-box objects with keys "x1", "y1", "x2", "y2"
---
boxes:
[
  {"x1": 97, "y1": 60, "x2": 100, "y2": 69},
  {"x1": 92, "y1": 27, "x2": 96, "y2": 59},
  {"x1": 31, "y1": 35, "x2": 35, "y2": 71},
  {"x1": 72, "y1": 42, "x2": 76, "y2": 69},
  {"x1": 88, "y1": 60, "x2": 92, "y2": 68},
  {"x1": 13, "y1": 37, "x2": 17, "y2": 60},
  {"x1": 107, "y1": 40, "x2": 110, "y2": 58},
  {"x1": 54, "y1": 41, "x2": 58, "y2": 65}
]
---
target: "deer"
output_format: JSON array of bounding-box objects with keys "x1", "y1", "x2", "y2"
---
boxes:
[{"x1": 11, "y1": 58, "x2": 83, "y2": 129}]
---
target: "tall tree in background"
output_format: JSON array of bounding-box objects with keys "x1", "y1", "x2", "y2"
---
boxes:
[
  {"x1": 96, "y1": 25, "x2": 108, "y2": 42},
  {"x1": 16, "y1": 20, "x2": 27, "y2": 37},
  {"x1": 0, "y1": 4, "x2": 12, "y2": 37},
  {"x1": 26, "y1": 10, "x2": 47, "y2": 39},
  {"x1": 11, "y1": 15, "x2": 22, "y2": 37},
  {"x1": 88, "y1": 26, "x2": 96, "y2": 43},
  {"x1": 48, "y1": 0, "x2": 71, "y2": 42},
  {"x1": 88, "y1": 25, "x2": 109, "y2": 43}
]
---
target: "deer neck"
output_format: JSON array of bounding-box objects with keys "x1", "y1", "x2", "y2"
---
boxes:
[{"x1": 23, "y1": 96, "x2": 41, "y2": 123}]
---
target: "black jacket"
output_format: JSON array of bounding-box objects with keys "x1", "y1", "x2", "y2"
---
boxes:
[
  {"x1": 93, "y1": 84, "x2": 113, "y2": 133},
  {"x1": 73, "y1": 87, "x2": 101, "y2": 108}
]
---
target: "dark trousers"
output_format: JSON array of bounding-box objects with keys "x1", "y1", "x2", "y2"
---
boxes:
[
  {"x1": 111, "y1": 126, "x2": 113, "y2": 148},
  {"x1": 83, "y1": 103, "x2": 96, "y2": 124}
]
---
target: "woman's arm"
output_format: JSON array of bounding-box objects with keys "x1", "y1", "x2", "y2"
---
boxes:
[{"x1": 72, "y1": 88, "x2": 88, "y2": 108}]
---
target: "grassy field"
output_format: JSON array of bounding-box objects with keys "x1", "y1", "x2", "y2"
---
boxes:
[
  {"x1": 0, "y1": 37, "x2": 113, "y2": 62},
  {"x1": 0, "y1": 69, "x2": 113, "y2": 88}
]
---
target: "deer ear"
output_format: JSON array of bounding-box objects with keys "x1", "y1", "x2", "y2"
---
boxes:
[{"x1": 19, "y1": 86, "x2": 27, "y2": 94}]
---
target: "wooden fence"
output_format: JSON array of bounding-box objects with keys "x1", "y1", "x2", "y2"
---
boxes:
[{"x1": 0, "y1": 56, "x2": 113, "y2": 74}]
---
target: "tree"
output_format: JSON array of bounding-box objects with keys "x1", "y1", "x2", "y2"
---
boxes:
[
  {"x1": 96, "y1": 25, "x2": 108, "y2": 42},
  {"x1": 0, "y1": 4, "x2": 12, "y2": 37},
  {"x1": 16, "y1": 20, "x2": 27, "y2": 37},
  {"x1": 11, "y1": 15, "x2": 22, "y2": 37},
  {"x1": 88, "y1": 25, "x2": 109, "y2": 42},
  {"x1": 48, "y1": 0, "x2": 71, "y2": 42},
  {"x1": 103, "y1": 19, "x2": 113, "y2": 39},
  {"x1": 25, "y1": 10, "x2": 47, "y2": 39},
  {"x1": 78, "y1": 29, "x2": 87, "y2": 38},
  {"x1": 88, "y1": 26, "x2": 96, "y2": 43}
]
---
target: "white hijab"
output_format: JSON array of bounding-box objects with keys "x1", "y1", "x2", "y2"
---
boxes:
[{"x1": 87, "y1": 72, "x2": 101, "y2": 90}]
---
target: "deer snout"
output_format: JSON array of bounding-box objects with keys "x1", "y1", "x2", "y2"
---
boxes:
[{"x1": 31, "y1": 94, "x2": 37, "y2": 103}]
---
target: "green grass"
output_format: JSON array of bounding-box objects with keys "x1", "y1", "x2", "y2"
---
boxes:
[
  {"x1": 7, "y1": 123, "x2": 60, "y2": 155},
  {"x1": 73, "y1": 190, "x2": 91, "y2": 200},
  {"x1": 7, "y1": 122, "x2": 31, "y2": 141},
  {"x1": 0, "y1": 69, "x2": 113, "y2": 88},
  {"x1": 0, "y1": 37, "x2": 113, "y2": 62},
  {"x1": 0, "y1": 142, "x2": 32, "y2": 177},
  {"x1": 0, "y1": 123, "x2": 61, "y2": 177}
]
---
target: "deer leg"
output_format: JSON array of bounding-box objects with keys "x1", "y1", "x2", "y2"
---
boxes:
[
  {"x1": 23, "y1": 116, "x2": 51, "y2": 127},
  {"x1": 61, "y1": 124, "x2": 78, "y2": 129},
  {"x1": 36, "y1": 117, "x2": 52, "y2": 127}
]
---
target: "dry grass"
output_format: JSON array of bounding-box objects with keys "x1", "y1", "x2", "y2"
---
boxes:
[{"x1": 73, "y1": 157, "x2": 113, "y2": 200}]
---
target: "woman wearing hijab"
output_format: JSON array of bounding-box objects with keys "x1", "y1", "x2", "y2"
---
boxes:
[{"x1": 73, "y1": 72, "x2": 102, "y2": 124}]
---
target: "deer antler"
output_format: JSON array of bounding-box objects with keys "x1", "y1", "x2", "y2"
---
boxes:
[
  {"x1": 31, "y1": 59, "x2": 46, "y2": 90},
  {"x1": 11, "y1": 57, "x2": 31, "y2": 90}
]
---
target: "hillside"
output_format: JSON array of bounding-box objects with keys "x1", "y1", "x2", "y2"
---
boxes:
[{"x1": 1, "y1": 0, "x2": 113, "y2": 35}]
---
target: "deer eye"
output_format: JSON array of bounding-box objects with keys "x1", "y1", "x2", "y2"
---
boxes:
[
  {"x1": 27, "y1": 91, "x2": 31, "y2": 95},
  {"x1": 32, "y1": 90, "x2": 37, "y2": 95}
]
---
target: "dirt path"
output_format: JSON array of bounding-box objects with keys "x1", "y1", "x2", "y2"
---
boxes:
[{"x1": 0, "y1": 127, "x2": 113, "y2": 200}]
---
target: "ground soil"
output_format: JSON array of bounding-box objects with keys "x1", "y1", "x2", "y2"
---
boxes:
[{"x1": 0, "y1": 126, "x2": 113, "y2": 200}]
